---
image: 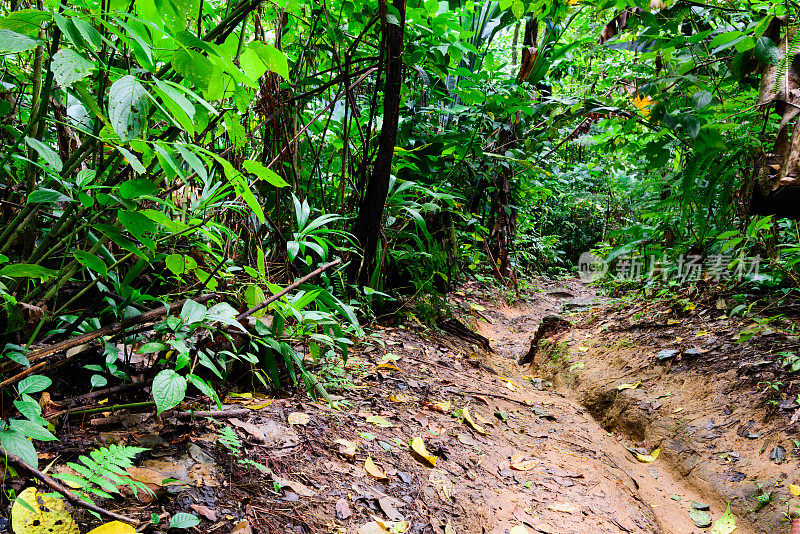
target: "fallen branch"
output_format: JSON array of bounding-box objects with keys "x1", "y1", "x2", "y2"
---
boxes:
[
  {"x1": 236, "y1": 258, "x2": 342, "y2": 320},
  {"x1": 3, "y1": 451, "x2": 140, "y2": 526},
  {"x1": 0, "y1": 294, "x2": 216, "y2": 388},
  {"x1": 175, "y1": 408, "x2": 251, "y2": 419}
]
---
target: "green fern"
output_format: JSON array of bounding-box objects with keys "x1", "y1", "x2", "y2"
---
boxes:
[
  {"x1": 772, "y1": 28, "x2": 800, "y2": 94},
  {"x1": 52, "y1": 444, "x2": 152, "y2": 503}
]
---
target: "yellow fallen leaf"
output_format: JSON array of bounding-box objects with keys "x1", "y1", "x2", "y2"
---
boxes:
[
  {"x1": 474, "y1": 412, "x2": 493, "y2": 426},
  {"x1": 366, "y1": 415, "x2": 394, "y2": 427},
  {"x1": 791, "y1": 484, "x2": 800, "y2": 497},
  {"x1": 632, "y1": 447, "x2": 661, "y2": 463},
  {"x1": 12, "y1": 487, "x2": 79, "y2": 534},
  {"x1": 509, "y1": 527, "x2": 531, "y2": 534},
  {"x1": 461, "y1": 407, "x2": 489, "y2": 435},
  {"x1": 388, "y1": 394, "x2": 411, "y2": 403},
  {"x1": 357, "y1": 522, "x2": 390, "y2": 534},
  {"x1": 436, "y1": 400, "x2": 452, "y2": 412},
  {"x1": 511, "y1": 459, "x2": 538, "y2": 471},
  {"x1": 410, "y1": 436, "x2": 437, "y2": 467},
  {"x1": 288, "y1": 412, "x2": 310, "y2": 425},
  {"x1": 667, "y1": 319, "x2": 680, "y2": 325},
  {"x1": 86, "y1": 521, "x2": 136, "y2": 534},
  {"x1": 246, "y1": 401, "x2": 273, "y2": 410},
  {"x1": 548, "y1": 502, "x2": 580, "y2": 514},
  {"x1": 578, "y1": 346, "x2": 589, "y2": 352},
  {"x1": 375, "y1": 363, "x2": 401, "y2": 372},
  {"x1": 617, "y1": 381, "x2": 641, "y2": 391},
  {"x1": 365, "y1": 457, "x2": 388, "y2": 480},
  {"x1": 673, "y1": 407, "x2": 684, "y2": 413},
  {"x1": 695, "y1": 330, "x2": 709, "y2": 337}
]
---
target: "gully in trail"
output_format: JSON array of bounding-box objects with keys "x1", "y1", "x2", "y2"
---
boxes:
[{"x1": 466, "y1": 276, "x2": 800, "y2": 534}]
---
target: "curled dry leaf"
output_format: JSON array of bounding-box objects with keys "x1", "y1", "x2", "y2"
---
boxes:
[
  {"x1": 630, "y1": 447, "x2": 661, "y2": 463},
  {"x1": 288, "y1": 412, "x2": 310, "y2": 425},
  {"x1": 409, "y1": 436, "x2": 437, "y2": 467},
  {"x1": 461, "y1": 407, "x2": 489, "y2": 435},
  {"x1": 365, "y1": 456, "x2": 389, "y2": 481},
  {"x1": 617, "y1": 381, "x2": 641, "y2": 391}
]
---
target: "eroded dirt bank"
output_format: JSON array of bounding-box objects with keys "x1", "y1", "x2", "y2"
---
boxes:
[{"x1": 480, "y1": 277, "x2": 799, "y2": 534}]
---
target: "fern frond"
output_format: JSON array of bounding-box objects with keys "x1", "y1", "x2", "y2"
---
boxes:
[
  {"x1": 772, "y1": 27, "x2": 800, "y2": 95},
  {"x1": 52, "y1": 445, "x2": 150, "y2": 504}
]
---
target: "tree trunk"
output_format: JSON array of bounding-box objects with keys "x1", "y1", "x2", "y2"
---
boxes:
[{"x1": 348, "y1": 0, "x2": 406, "y2": 286}]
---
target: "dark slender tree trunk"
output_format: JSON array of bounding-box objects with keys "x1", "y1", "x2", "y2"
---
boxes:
[{"x1": 348, "y1": 0, "x2": 406, "y2": 286}]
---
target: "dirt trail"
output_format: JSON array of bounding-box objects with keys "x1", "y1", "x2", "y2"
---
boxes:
[
  {"x1": 27, "y1": 279, "x2": 785, "y2": 533},
  {"x1": 467, "y1": 279, "x2": 759, "y2": 534}
]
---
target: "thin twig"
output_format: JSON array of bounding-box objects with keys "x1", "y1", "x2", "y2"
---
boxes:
[
  {"x1": 235, "y1": 258, "x2": 342, "y2": 320},
  {"x1": 3, "y1": 451, "x2": 140, "y2": 525}
]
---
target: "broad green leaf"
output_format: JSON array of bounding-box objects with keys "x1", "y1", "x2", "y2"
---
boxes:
[
  {"x1": 51, "y1": 49, "x2": 94, "y2": 89},
  {"x1": 73, "y1": 250, "x2": 108, "y2": 277},
  {"x1": 246, "y1": 42, "x2": 289, "y2": 80},
  {"x1": 18, "y1": 374, "x2": 52, "y2": 394},
  {"x1": 151, "y1": 370, "x2": 187, "y2": 414},
  {"x1": 0, "y1": 10, "x2": 51, "y2": 36},
  {"x1": 169, "y1": 513, "x2": 200, "y2": 529},
  {"x1": 25, "y1": 137, "x2": 62, "y2": 171},
  {"x1": 27, "y1": 188, "x2": 72, "y2": 204},
  {"x1": 109, "y1": 75, "x2": 149, "y2": 141},
  {"x1": 180, "y1": 299, "x2": 207, "y2": 324},
  {"x1": 0, "y1": 29, "x2": 41, "y2": 53},
  {"x1": 165, "y1": 253, "x2": 197, "y2": 276},
  {"x1": 224, "y1": 111, "x2": 245, "y2": 149},
  {"x1": 0, "y1": 428, "x2": 38, "y2": 467},
  {"x1": 0, "y1": 264, "x2": 57, "y2": 280},
  {"x1": 243, "y1": 160, "x2": 290, "y2": 188},
  {"x1": 119, "y1": 178, "x2": 157, "y2": 199},
  {"x1": 9, "y1": 419, "x2": 57, "y2": 441},
  {"x1": 754, "y1": 36, "x2": 779, "y2": 66}
]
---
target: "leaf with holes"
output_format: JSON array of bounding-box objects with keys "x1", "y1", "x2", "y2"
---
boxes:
[
  {"x1": 108, "y1": 75, "x2": 149, "y2": 142},
  {"x1": 52, "y1": 49, "x2": 94, "y2": 89}
]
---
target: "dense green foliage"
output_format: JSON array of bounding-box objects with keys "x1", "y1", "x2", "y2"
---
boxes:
[{"x1": 2, "y1": 0, "x2": 800, "y2": 464}]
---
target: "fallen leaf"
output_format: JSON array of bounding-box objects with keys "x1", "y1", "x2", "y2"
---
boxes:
[
  {"x1": 689, "y1": 509, "x2": 712, "y2": 528},
  {"x1": 12, "y1": 487, "x2": 79, "y2": 534},
  {"x1": 365, "y1": 456, "x2": 389, "y2": 480},
  {"x1": 409, "y1": 436, "x2": 437, "y2": 467},
  {"x1": 189, "y1": 462, "x2": 220, "y2": 487},
  {"x1": 86, "y1": 522, "x2": 136, "y2": 534},
  {"x1": 367, "y1": 415, "x2": 394, "y2": 428},
  {"x1": 695, "y1": 330, "x2": 709, "y2": 337},
  {"x1": 230, "y1": 520, "x2": 253, "y2": 534},
  {"x1": 429, "y1": 469, "x2": 453, "y2": 502},
  {"x1": 272, "y1": 474, "x2": 314, "y2": 496},
  {"x1": 791, "y1": 484, "x2": 800, "y2": 497},
  {"x1": 336, "y1": 498, "x2": 352, "y2": 520},
  {"x1": 436, "y1": 400, "x2": 452, "y2": 412},
  {"x1": 444, "y1": 522, "x2": 457, "y2": 534},
  {"x1": 334, "y1": 438, "x2": 358, "y2": 459},
  {"x1": 388, "y1": 394, "x2": 411, "y2": 403},
  {"x1": 462, "y1": 407, "x2": 489, "y2": 435},
  {"x1": 378, "y1": 496, "x2": 404, "y2": 521},
  {"x1": 511, "y1": 459, "x2": 538, "y2": 471},
  {"x1": 288, "y1": 412, "x2": 310, "y2": 425},
  {"x1": 189, "y1": 504, "x2": 218, "y2": 521},
  {"x1": 617, "y1": 381, "x2": 641, "y2": 391},
  {"x1": 548, "y1": 502, "x2": 580, "y2": 514},
  {"x1": 709, "y1": 505, "x2": 736, "y2": 534},
  {"x1": 630, "y1": 447, "x2": 661, "y2": 463},
  {"x1": 375, "y1": 363, "x2": 401, "y2": 372},
  {"x1": 577, "y1": 346, "x2": 589, "y2": 352},
  {"x1": 510, "y1": 527, "x2": 531, "y2": 534}
]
